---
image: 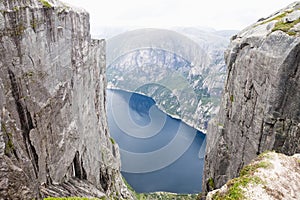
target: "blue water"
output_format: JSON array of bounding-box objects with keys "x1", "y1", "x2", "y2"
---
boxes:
[{"x1": 107, "y1": 89, "x2": 206, "y2": 194}]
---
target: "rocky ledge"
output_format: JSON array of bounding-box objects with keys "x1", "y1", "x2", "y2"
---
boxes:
[
  {"x1": 0, "y1": 0, "x2": 131, "y2": 199},
  {"x1": 206, "y1": 152, "x2": 300, "y2": 200}
]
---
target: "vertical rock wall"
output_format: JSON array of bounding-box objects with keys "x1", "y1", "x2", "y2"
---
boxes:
[
  {"x1": 0, "y1": 0, "x2": 130, "y2": 199},
  {"x1": 203, "y1": 2, "x2": 300, "y2": 193}
]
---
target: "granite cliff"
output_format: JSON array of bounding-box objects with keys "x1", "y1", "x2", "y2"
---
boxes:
[
  {"x1": 0, "y1": 0, "x2": 131, "y2": 199},
  {"x1": 203, "y1": 2, "x2": 300, "y2": 193}
]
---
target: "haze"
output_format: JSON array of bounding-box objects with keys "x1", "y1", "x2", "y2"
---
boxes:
[{"x1": 62, "y1": 0, "x2": 296, "y2": 32}]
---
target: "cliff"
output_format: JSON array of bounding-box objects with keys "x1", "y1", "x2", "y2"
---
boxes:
[
  {"x1": 206, "y1": 152, "x2": 300, "y2": 200},
  {"x1": 0, "y1": 0, "x2": 131, "y2": 199},
  {"x1": 203, "y1": 2, "x2": 300, "y2": 193}
]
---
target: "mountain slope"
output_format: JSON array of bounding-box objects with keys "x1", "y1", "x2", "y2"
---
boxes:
[{"x1": 107, "y1": 28, "x2": 231, "y2": 131}]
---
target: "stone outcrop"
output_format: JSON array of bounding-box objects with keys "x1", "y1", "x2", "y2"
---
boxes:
[
  {"x1": 203, "y1": 2, "x2": 300, "y2": 193},
  {"x1": 0, "y1": 0, "x2": 131, "y2": 199},
  {"x1": 206, "y1": 152, "x2": 300, "y2": 200}
]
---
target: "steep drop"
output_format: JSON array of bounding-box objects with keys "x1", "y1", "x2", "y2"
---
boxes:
[{"x1": 0, "y1": 0, "x2": 131, "y2": 198}]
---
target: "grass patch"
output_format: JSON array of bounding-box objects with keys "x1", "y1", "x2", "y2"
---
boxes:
[
  {"x1": 272, "y1": 18, "x2": 300, "y2": 33},
  {"x1": 257, "y1": 150, "x2": 274, "y2": 159},
  {"x1": 260, "y1": 12, "x2": 288, "y2": 25},
  {"x1": 121, "y1": 176, "x2": 199, "y2": 199},
  {"x1": 239, "y1": 161, "x2": 272, "y2": 177},
  {"x1": 44, "y1": 198, "x2": 104, "y2": 200},
  {"x1": 39, "y1": 0, "x2": 52, "y2": 8},
  {"x1": 212, "y1": 176, "x2": 262, "y2": 200},
  {"x1": 212, "y1": 156, "x2": 272, "y2": 200},
  {"x1": 258, "y1": 10, "x2": 293, "y2": 26}
]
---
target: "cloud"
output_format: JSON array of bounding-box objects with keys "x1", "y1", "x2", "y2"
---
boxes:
[{"x1": 62, "y1": 0, "x2": 296, "y2": 30}]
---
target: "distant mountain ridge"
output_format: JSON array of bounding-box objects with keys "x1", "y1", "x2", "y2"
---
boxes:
[{"x1": 106, "y1": 28, "x2": 235, "y2": 131}]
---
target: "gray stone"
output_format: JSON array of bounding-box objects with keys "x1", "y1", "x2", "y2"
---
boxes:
[
  {"x1": 203, "y1": 2, "x2": 300, "y2": 193},
  {"x1": 0, "y1": 0, "x2": 132, "y2": 199}
]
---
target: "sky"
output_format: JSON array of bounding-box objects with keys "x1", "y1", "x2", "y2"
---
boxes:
[{"x1": 62, "y1": 0, "x2": 296, "y2": 33}]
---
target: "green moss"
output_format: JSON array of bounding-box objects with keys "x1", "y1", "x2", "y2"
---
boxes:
[
  {"x1": 30, "y1": 19, "x2": 38, "y2": 30},
  {"x1": 257, "y1": 9, "x2": 294, "y2": 26},
  {"x1": 217, "y1": 123, "x2": 224, "y2": 129},
  {"x1": 24, "y1": 71, "x2": 34, "y2": 77},
  {"x1": 287, "y1": 31, "x2": 297, "y2": 36},
  {"x1": 5, "y1": 139, "x2": 14, "y2": 155},
  {"x1": 39, "y1": 0, "x2": 52, "y2": 8},
  {"x1": 257, "y1": 150, "x2": 274, "y2": 159},
  {"x1": 208, "y1": 178, "x2": 215, "y2": 190},
  {"x1": 259, "y1": 12, "x2": 288, "y2": 25},
  {"x1": 14, "y1": 24, "x2": 25, "y2": 36},
  {"x1": 240, "y1": 161, "x2": 272, "y2": 177},
  {"x1": 13, "y1": 7, "x2": 19, "y2": 12},
  {"x1": 230, "y1": 95, "x2": 234, "y2": 103},
  {"x1": 272, "y1": 17, "x2": 300, "y2": 35},
  {"x1": 109, "y1": 137, "x2": 115, "y2": 145},
  {"x1": 1, "y1": 122, "x2": 7, "y2": 133},
  {"x1": 212, "y1": 176, "x2": 262, "y2": 200},
  {"x1": 1, "y1": 123, "x2": 15, "y2": 156}
]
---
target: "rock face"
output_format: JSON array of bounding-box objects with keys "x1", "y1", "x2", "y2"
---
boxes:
[
  {"x1": 0, "y1": 0, "x2": 130, "y2": 199},
  {"x1": 203, "y1": 2, "x2": 300, "y2": 193},
  {"x1": 206, "y1": 152, "x2": 300, "y2": 200}
]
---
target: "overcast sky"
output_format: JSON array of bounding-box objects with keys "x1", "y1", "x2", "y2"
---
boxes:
[{"x1": 62, "y1": 0, "x2": 296, "y2": 32}]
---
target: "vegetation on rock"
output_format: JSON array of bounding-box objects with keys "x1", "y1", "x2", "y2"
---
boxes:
[
  {"x1": 39, "y1": 0, "x2": 52, "y2": 8},
  {"x1": 211, "y1": 152, "x2": 272, "y2": 200},
  {"x1": 44, "y1": 198, "x2": 105, "y2": 200}
]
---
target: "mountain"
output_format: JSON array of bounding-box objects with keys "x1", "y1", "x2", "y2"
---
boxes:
[
  {"x1": 203, "y1": 1, "x2": 300, "y2": 194},
  {"x1": 106, "y1": 28, "x2": 233, "y2": 131},
  {"x1": 0, "y1": 0, "x2": 131, "y2": 198}
]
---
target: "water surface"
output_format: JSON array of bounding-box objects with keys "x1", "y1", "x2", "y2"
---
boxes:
[{"x1": 107, "y1": 89, "x2": 206, "y2": 193}]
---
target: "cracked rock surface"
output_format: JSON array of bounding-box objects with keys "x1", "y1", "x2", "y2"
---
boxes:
[
  {"x1": 203, "y1": 2, "x2": 300, "y2": 193},
  {"x1": 0, "y1": 0, "x2": 132, "y2": 199}
]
